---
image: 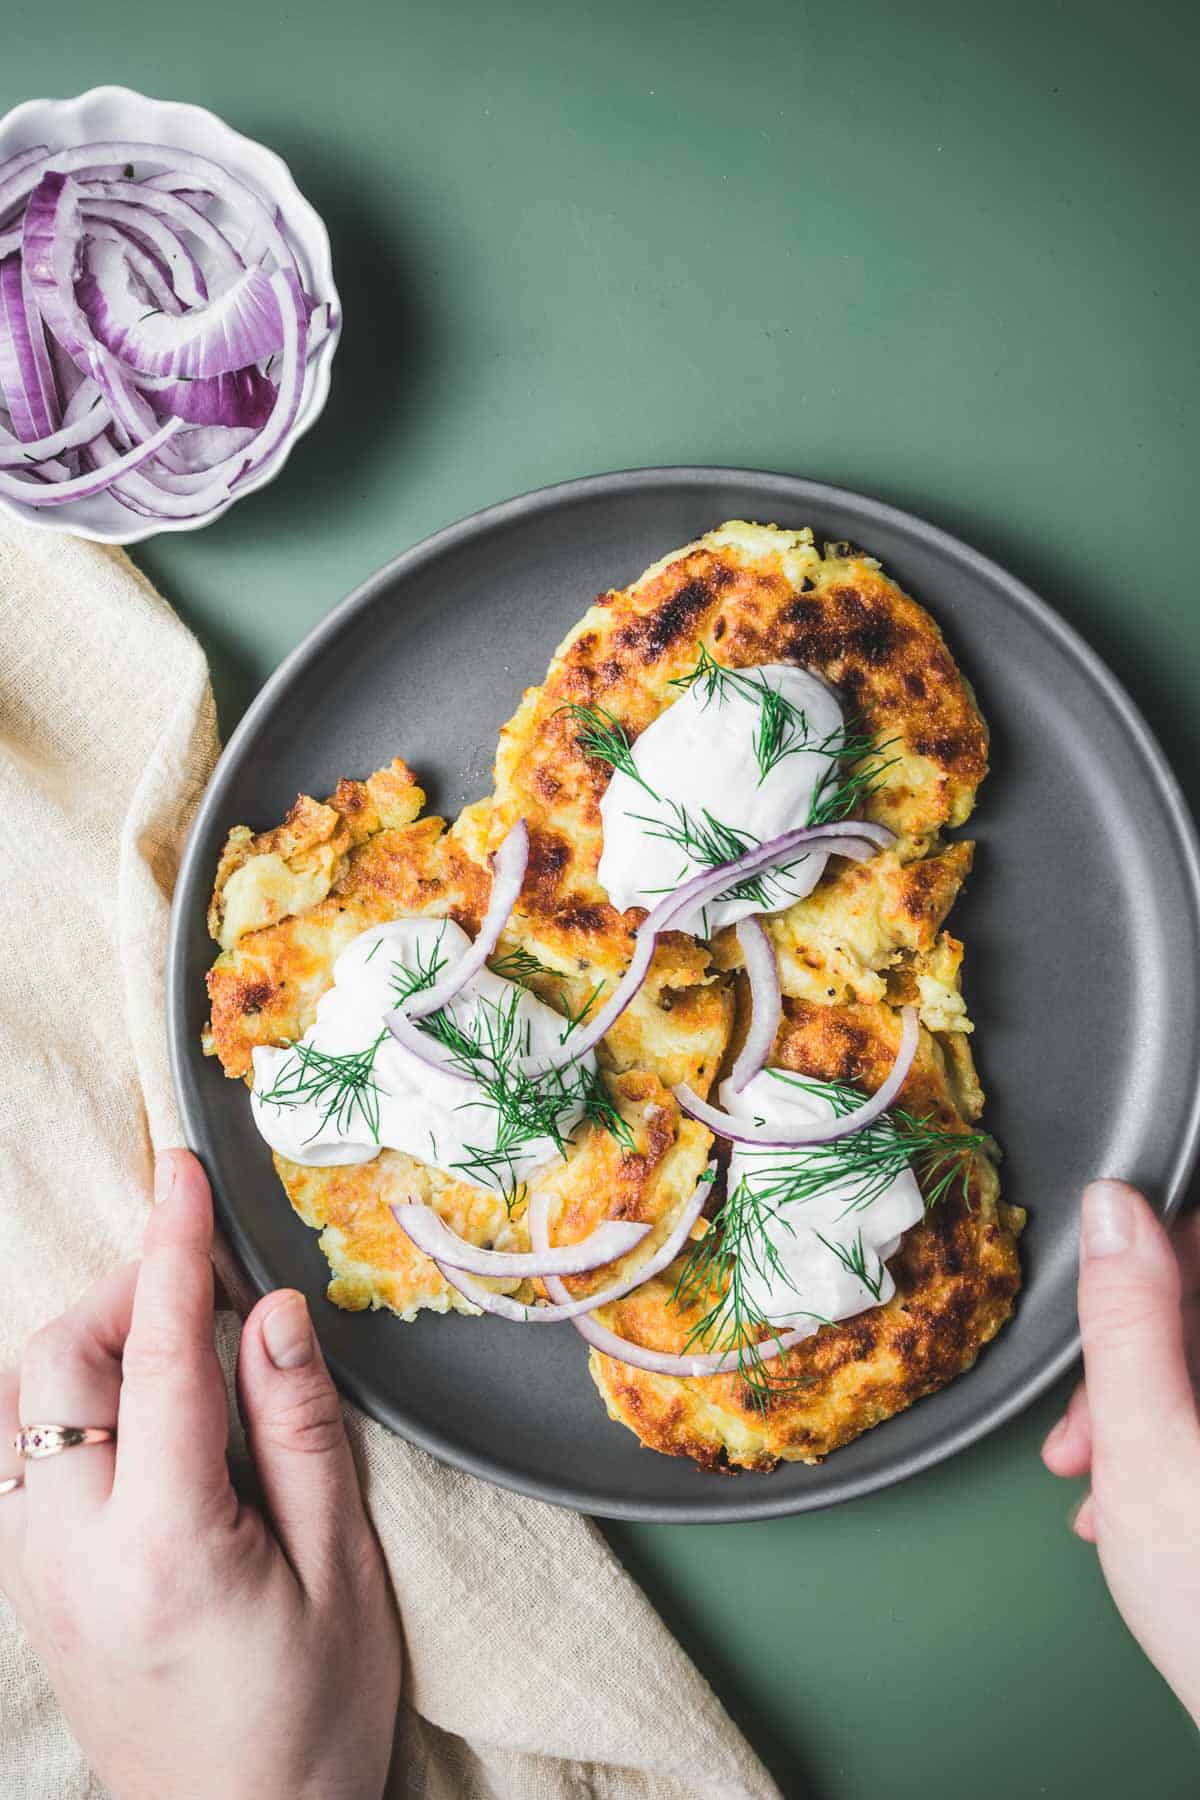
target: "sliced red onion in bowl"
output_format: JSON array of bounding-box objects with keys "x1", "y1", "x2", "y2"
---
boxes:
[
  {"x1": 0, "y1": 138, "x2": 332, "y2": 529},
  {"x1": 0, "y1": 389, "x2": 107, "y2": 464},
  {"x1": 0, "y1": 412, "x2": 183, "y2": 505},
  {"x1": 390, "y1": 1203, "x2": 650, "y2": 1277},
  {"x1": 0, "y1": 254, "x2": 60, "y2": 440},
  {"x1": 513, "y1": 821, "x2": 894, "y2": 1079},
  {"x1": 78, "y1": 199, "x2": 211, "y2": 306},
  {"x1": 399, "y1": 820, "x2": 531, "y2": 1021},
  {"x1": 77, "y1": 255, "x2": 283, "y2": 379},
  {"x1": 75, "y1": 179, "x2": 244, "y2": 281},
  {"x1": 0, "y1": 141, "x2": 296, "y2": 270},
  {"x1": 726, "y1": 916, "x2": 782, "y2": 1093},
  {"x1": 142, "y1": 368, "x2": 276, "y2": 430},
  {"x1": 83, "y1": 225, "x2": 184, "y2": 316},
  {"x1": 674, "y1": 1003, "x2": 920, "y2": 1148}
]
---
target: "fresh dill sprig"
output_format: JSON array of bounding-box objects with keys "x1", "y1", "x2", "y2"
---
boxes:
[
  {"x1": 257, "y1": 1031, "x2": 388, "y2": 1146},
  {"x1": 807, "y1": 725, "x2": 901, "y2": 826},
  {"x1": 814, "y1": 1226, "x2": 885, "y2": 1301},
  {"x1": 555, "y1": 702, "x2": 659, "y2": 798},
  {"x1": 667, "y1": 1076, "x2": 986, "y2": 1397},
  {"x1": 625, "y1": 800, "x2": 811, "y2": 912},
  {"x1": 670, "y1": 1174, "x2": 831, "y2": 1403},
  {"x1": 489, "y1": 945, "x2": 561, "y2": 985},
  {"x1": 672, "y1": 644, "x2": 824, "y2": 784}
]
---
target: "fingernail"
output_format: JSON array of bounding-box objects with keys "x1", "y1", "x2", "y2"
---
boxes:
[
  {"x1": 154, "y1": 1153, "x2": 178, "y2": 1206},
  {"x1": 262, "y1": 1293, "x2": 314, "y2": 1370},
  {"x1": 1081, "y1": 1179, "x2": 1133, "y2": 1259}
]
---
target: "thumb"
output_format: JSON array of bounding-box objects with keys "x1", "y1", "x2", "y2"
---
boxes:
[
  {"x1": 1077, "y1": 1179, "x2": 1200, "y2": 1489},
  {"x1": 237, "y1": 1290, "x2": 369, "y2": 1593}
]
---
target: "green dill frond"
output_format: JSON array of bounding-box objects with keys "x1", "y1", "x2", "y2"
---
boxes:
[
  {"x1": 257, "y1": 1031, "x2": 388, "y2": 1146},
  {"x1": 489, "y1": 945, "x2": 562, "y2": 986},
  {"x1": 665, "y1": 1078, "x2": 985, "y2": 1398},
  {"x1": 554, "y1": 702, "x2": 659, "y2": 798},
  {"x1": 814, "y1": 1227, "x2": 885, "y2": 1301}
]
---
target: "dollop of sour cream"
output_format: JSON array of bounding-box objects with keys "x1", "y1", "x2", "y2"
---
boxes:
[
  {"x1": 250, "y1": 918, "x2": 592, "y2": 1192},
  {"x1": 722, "y1": 1070, "x2": 924, "y2": 1333},
  {"x1": 597, "y1": 662, "x2": 845, "y2": 934}
]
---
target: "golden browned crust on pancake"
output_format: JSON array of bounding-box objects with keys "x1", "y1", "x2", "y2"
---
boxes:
[
  {"x1": 712, "y1": 840, "x2": 975, "y2": 1016},
  {"x1": 587, "y1": 998, "x2": 1023, "y2": 1471},
  {"x1": 204, "y1": 766, "x2": 491, "y2": 1080},
  {"x1": 490, "y1": 523, "x2": 988, "y2": 960}
]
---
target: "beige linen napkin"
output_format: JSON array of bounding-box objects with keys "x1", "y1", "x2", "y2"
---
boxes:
[{"x1": 0, "y1": 521, "x2": 780, "y2": 1800}]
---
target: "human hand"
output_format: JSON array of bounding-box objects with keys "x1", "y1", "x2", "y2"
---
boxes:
[
  {"x1": 1041, "y1": 1179, "x2": 1200, "y2": 1726},
  {"x1": 0, "y1": 1150, "x2": 402, "y2": 1800}
]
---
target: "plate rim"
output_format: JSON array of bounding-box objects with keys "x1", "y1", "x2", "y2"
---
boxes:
[{"x1": 168, "y1": 464, "x2": 1200, "y2": 1522}]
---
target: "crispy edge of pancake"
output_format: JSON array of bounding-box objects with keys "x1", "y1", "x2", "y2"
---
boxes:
[
  {"x1": 488, "y1": 521, "x2": 989, "y2": 964},
  {"x1": 274, "y1": 1068, "x2": 713, "y2": 1322},
  {"x1": 586, "y1": 998, "x2": 1023, "y2": 1472},
  {"x1": 204, "y1": 766, "x2": 493, "y2": 1080}
]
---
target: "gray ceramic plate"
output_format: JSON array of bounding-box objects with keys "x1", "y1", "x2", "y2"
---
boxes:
[{"x1": 167, "y1": 468, "x2": 1200, "y2": 1523}]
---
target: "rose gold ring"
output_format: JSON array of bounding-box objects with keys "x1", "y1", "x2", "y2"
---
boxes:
[
  {"x1": 0, "y1": 1476, "x2": 22, "y2": 1497},
  {"x1": 14, "y1": 1425, "x2": 116, "y2": 1462}
]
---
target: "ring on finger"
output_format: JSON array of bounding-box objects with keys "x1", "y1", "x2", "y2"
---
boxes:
[{"x1": 15, "y1": 1425, "x2": 116, "y2": 1462}]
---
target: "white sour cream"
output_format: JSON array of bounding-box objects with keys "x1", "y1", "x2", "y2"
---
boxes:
[
  {"x1": 723, "y1": 1070, "x2": 924, "y2": 1332},
  {"x1": 250, "y1": 918, "x2": 592, "y2": 1193},
  {"x1": 597, "y1": 663, "x2": 844, "y2": 934}
]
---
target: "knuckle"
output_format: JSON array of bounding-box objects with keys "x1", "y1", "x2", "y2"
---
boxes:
[
  {"x1": 1080, "y1": 1279, "x2": 1167, "y2": 1349},
  {"x1": 21, "y1": 1319, "x2": 78, "y2": 1391},
  {"x1": 262, "y1": 1382, "x2": 346, "y2": 1457},
  {"x1": 120, "y1": 1325, "x2": 206, "y2": 1391}
]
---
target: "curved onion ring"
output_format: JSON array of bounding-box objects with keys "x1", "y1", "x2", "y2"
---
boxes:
[
  {"x1": 0, "y1": 389, "x2": 108, "y2": 465},
  {"x1": 675, "y1": 1004, "x2": 920, "y2": 1148},
  {"x1": 531, "y1": 1172, "x2": 819, "y2": 1373},
  {"x1": 513, "y1": 821, "x2": 893, "y2": 1079},
  {"x1": 726, "y1": 917, "x2": 781, "y2": 1093},
  {"x1": 0, "y1": 413, "x2": 183, "y2": 506},
  {"x1": 397, "y1": 820, "x2": 530, "y2": 1021},
  {"x1": 390, "y1": 1203, "x2": 650, "y2": 1278},
  {"x1": 562, "y1": 1305, "x2": 818, "y2": 1378},
  {"x1": 433, "y1": 1163, "x2": 717, "y2": 1322}
]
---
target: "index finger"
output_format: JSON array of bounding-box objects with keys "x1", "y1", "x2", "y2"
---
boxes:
[{"x1": 113, "y1": 1152, "x2": 232, "y2": 1523}]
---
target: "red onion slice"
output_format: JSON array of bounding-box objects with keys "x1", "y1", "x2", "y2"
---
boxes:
[
  {"x1": 513, "y1": 822, "x2": 894, "y2": 1079},
  {"x1": 83, "y1": 226, "x2": 184, "y2": 317},
  {"x1": 566, "y1": 1308, "x2": 817, "y2": 1378},
  {"x1": 75, "y1": 180, "x2": 243, "y2": 282},
  {"x1": 435, "y1": 1160, "x2": 717, "y2": 1322},
  {"x1": 77, "y1": 255, "x2": 283, "y2": 380},
  {"x1": 531, "y1": 1171, "x2": 818, "y2": 1370},
  {"x1": 674, "y1": 1004, "x2": 920, "y2": 1148},
  {"x1": 0, "y1": 389, "x2": 108, "y2": 465},
  {"x1": 382, "y1": 1006, "x2": 470, "y2": 1081},
  {"x1": 0, "y1": 142, "x2": 296, "y2": 275},
  {"x1": 391, "y1": 1203, "x2": 650, "y2": 1277},
  {"x1": 0, "y1": 413, "x2": 183, "y2": 505},
  {"x1": 142, "y1": 368, "x2": 276, "y2": 431},
  {"x1": 400, "y1": 821, "x2": 530, "y2": 1021},
  {"x1": 0, "y1": 255, "x2": 60, "y2": 440},
  {"x1": 78, "y1": 200, "x2": 210, "y2": 306},
  {"x1": 726, "y1": 917, "x2": 781, "y2": 1093}
]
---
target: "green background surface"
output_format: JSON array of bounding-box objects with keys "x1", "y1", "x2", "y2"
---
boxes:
[{"x1": 6, "y1": 1, "x2": 1198, "y2": 1793}]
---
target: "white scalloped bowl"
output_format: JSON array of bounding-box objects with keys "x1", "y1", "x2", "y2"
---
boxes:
[{"x1": 0, "y1": 86, "x2": 340, "y2": 544}]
